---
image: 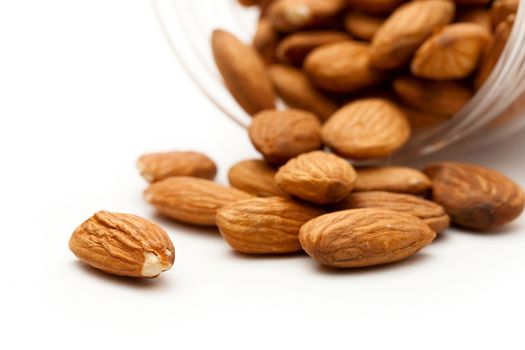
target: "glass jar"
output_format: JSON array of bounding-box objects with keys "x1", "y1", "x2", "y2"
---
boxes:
[{"x1": 153, "y1": 0, "x2": 525, "y2": 159}]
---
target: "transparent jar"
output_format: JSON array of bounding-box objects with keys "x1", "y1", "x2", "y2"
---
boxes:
[{"x1": 153, "y1": 0, "x2": 525, "y2": 159}]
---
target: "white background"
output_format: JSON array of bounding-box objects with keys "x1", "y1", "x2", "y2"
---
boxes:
[{"x1": 1, "y1": 1, "x2": 524, "y2": 349}]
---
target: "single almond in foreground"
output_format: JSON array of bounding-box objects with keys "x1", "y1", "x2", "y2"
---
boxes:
[
  {"x1": 299, "y1": 208, "x2": 436, "y2": 268},
  {"x1": 217, "y1": 197, "x2": 324, "y2": 254},
  {"x1": 69, "y1": 211, "x2": 175, "y2": 278},
  {"x1": 144, "y1": 177, "x2": 252, "y2": 226}
]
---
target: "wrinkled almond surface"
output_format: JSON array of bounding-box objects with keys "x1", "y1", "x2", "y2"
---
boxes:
[
  {"x1": 333, "y1": 191, "x2": 450, "y2": 233},
  {"x1": 354, "y1": 166, "x2": 432, "y2": 195},
  {"x1": 249, "y1": 109, "x2": 322, "y2": 165},
  {"x1": 370, "y1": 0, "x2": 455, "y2": 69},
  {"x1": 411, "y1": 23, "x2": 491, "y2": 80},
  {"x1": 212, "y1": 29, "x2": 275, "y2": 115},
  {"x1": 322, "y1": 98, "x2": 410, "y2": 159},
  {"x1": 299, "y1": 208, "x2": 436, "y2": 268},
  {"x1": 228, "y1": 159, "x2": 287, "y2": 197},
  {"x1": 217, "y1": 197, "x2": 323, "y2": 254},
  {"x1": 304, "y1": 41, "x2": 383, "y2": 93},
  {"x1": 69, "y1": 211, "x2": 175, "y2": 278},
  {"x1": 144, "y1": 177, "x2": 252, "y2": 226},
  {"x1": 424, "y1": 162, "x2": 525, "y2": 230},
  {"x1": 275, "y1": 150, "x2": 357, "y2": 204},
  {"x1": 268, "y1": 64, "x2": 338, "y2": 121},
  {"x1": 137, "y1": 151, "x2": 217, "y2": 183}
]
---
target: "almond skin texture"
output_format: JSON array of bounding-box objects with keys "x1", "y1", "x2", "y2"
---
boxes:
[
  {"x1": 275, "y1": 151, "x2": 357, "y2": 204},
  {"x1": 322, "y1": 98, "x2": 411, "y2": 160},
  {"x1": 276, "y1": 30, "x2": 351, "y2": 66},
  {"x1": 411, "y1": 23, "x2": 491, "y2": 80},
  {"x1": 370, "y1": 0, "x2": 455, "y2": 69},
  {"x1": 217, "y1": 197, "x2": 324, "y2": 254},
  {"x1": 212, "y1": 30, "x2": 275, "y2": 115},
  {"x1": 267, "y1": 0, "x2": 346, "y2": 32},
  {"x1": 475, "y1": 15, "x2": 514, "y2": 90},
  {"x1": 69, "y1": 211, "x2": 175, "y2": 278},
  {"x1": 249, "y1": 109, "x2": 322, "y2": 165},
  {"x1": 393, "y1": 76, "x2": 474, "y2": 117},
  {"x1": 333, "y1": 191, "x2": 450, "y2": 233},
  {"x1": 228, "y1": 159, "x2": 288, "y2": 197},
  {"x1": 344, "y1": 11, "x2": 383, "y2": 41},
  {"x1": 355, "y1": 166, "x2": 432, "y2": 195},
  {"x1": 144, "y1": 177, "x2": 252, "y2": 226},
  {"x1": 491, "y1": 0, "x2": 519, "y2": 27},
  {"x1": 268, "y1": 65, "x2": 338, "y2": 121},
  {"x1": 299, "y1": 208, "x2": 436, "y2": 268},
  {"x1": 253, "y1": 18, "x2": 279, "y2": 65},
  {"x1": 424, "y1": 162, "x2": 525, "y2": 231},
  {"x1": 304, "y1": 41, "x2": 383, "y2": 93},
  {"x1": 137, "y1": 151, "x2": 217, "y2": 183}
]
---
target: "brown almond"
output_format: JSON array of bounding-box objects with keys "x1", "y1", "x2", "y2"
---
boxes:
[
  {"x1": 267, "y1": 0, "x2": 346, "y2": 32},
  {"x1": 228, "y1": 159, "x2": 288, "y2": 197},
  {"x1": 268, "y1": 64, "x2": 338, "y2": 121},
  {"x1": 304, "y1": 41, "x2": 383, "y2": 93},
  {"x1": 401, "y1": 104, "x2": 452, "y2": 132},
  {"x1": 249, "y1": 109, "x2": 322, "y2": 165},
  {"x1": 216, "y1": 197, "x2": 323, "y2": 254},
  {"x1": 393, "y1": 76, "x2": 474, "y2": 117},
  {"x1": 275, "y1": 151, "x2": 357, "y2": 204},
  {"x1": 347, "y1": 0, "x2": 404, "y2": 14},
  {"x1": 212, "y1": 29, "x2": 275, "y2": 115},
  {"x1": 424, "y1": 162, "x2": 525, "y2": 230},
  {"x1": 355, "y1": 166, "x2": 432, "y2": 195},
  {"x1": 411, "y1": 23, "x2": 491, "y2": 80},
  {"x1": 253, "y1": 18, "x2": 280, "y2": 65},
  {"x1": 276, "y1": 30, "x2": 351, "y2": 66},
  {"x1": 144, "y1": 177, "x2": 252, "y2": 226},
  {"x1": 299, "y1": 208, "x2": 436, "y2": 268},
  {"x1": 475, "y1": 14, "x2": 514, "y2": 90},
  {"x1": 491, "y1": 0, "x2": 519, "y2": 28},
  {"x1": 69, "y1": 211, "x2": 175, "y2": 278},
  {"x1": 333, "y1": 191, "x2": 450, "y2": 233},
  {"x1": 344, "y1": 11, "x2": 384, "y2": 42},
  {"x1": 137, "y1": 151, "x2": 217, "y2": 183},
  {"x1": 370, "y1": 0, "x2": 455, "y2": 69},
  {"x1": 322, "y1": 98, "x2": 411, "y2": 159}
]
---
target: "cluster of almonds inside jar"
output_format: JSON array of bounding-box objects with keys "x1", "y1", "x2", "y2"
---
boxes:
[{"x1": 68, "y1": 0, "x2": 524, "y2": 279}]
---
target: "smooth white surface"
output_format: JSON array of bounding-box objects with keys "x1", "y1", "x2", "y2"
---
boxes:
[{"x1": 1, "y1": 1, "x2": 524, "y2": 349}]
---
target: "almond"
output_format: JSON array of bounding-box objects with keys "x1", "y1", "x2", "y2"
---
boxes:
[
  {"x1": 393, "y1": 76, "x2": 474, "y2": 117},
  {"x1": 347, "y1": 0, "x2": 404, "y2": 14},
  {"x1": 304, "y1": 41, "x2": 383, "y2": 93},
  {"x1": 475, "y1": 14, "x2": 514, "y2": 90},
  {"x1": 299, "y1": 208, "x2": 436, "y2": 268},
  {"x1": 400, "y1": 104, "x2": 451, "y2": 132},
  {"x1": 457, "y1": 8, "x2": 493, "y2": 32},
  {"x1": 267, "y1": 64, "x2": 338, "y2": 121},
  {"x1": 69, "y1": 211, "x2": 175, "y2": 278},
  {"x1": 491, "y1": 0, "x2": 519, "y2": 27},
  {"x1": 249, "y1": 109, "x2": 322, "y2": 165},
  {"x1": 253, "y1": 18, "x2": 280, "y2": 65},
  {"x1": 322, "y1": 98, "x2": 411, "y2": 159},
  {"x1": 424, "y1": 162, "x2": 525, "y2": 230},
  {"x1": 275, "y1": 151, "x2": 357, "y2": 204},
  {"x1": 411, "y1": 23, "x2": 491, "y2": 80},
  {"x1": 354, "y1": 166, "x2": 432, "y2": 195},
  {"x1": 216, "y1": 197, "x2": 323, "y2": 254},
  {"x1": 228, "y1": 159, "x2": 288, "y2": 197},
  {"x1": 276, "y1": 30, "x2": 351, "y2": 66},
  {"x1": 333, "y1": 191, "x2": 450, "y2": 233},
  {"x1": 137, "y1": 151, "x2": 217, "y2": 183},
  {"x1": 370, "y1": 0, "x2": 455, "y2": 69},
  {"x1": 267, "y1": 0, "x2": 346, "y2": 32},
  {"x1": 344, "y1": 11, "x2": 384, "y2": 42},
  {"x1": 144, "y1": 177, "x2": 252, "y2": 226},
  {"x1": 212, "y1": 29, "x2": 275, "y2": 115}
]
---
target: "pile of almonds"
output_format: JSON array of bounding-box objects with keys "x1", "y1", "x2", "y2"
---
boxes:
[{"x1": 68, "y1": 0, "x2": 524, "y2": 279}]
